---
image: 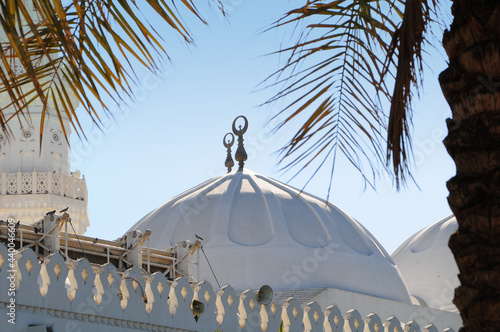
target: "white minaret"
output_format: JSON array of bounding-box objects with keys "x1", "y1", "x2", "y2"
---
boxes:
[{"x1": 0, "y1": 1, "x2": 89, "y2": 234}]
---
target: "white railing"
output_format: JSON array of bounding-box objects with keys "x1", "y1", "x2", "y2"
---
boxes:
[
  {"x1": 0, "y1": 243, "x2": 460, "y2": 332},
  {"x1": 0, "y1": 169, "x2": 87, "y2": 200}
]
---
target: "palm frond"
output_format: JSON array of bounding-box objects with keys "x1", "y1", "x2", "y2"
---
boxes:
[
  {"x1": 266, "y1": 0, "x2": 437, "y2": 192},
  {"x1": 385, "y1": 0, "x2": 436, "y2": 187},
  {"x1": 0, "y1": 0, "x2": 216, "y2": 141}
]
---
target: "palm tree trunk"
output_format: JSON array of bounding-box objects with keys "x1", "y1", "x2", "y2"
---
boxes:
[{"x1": 439, "y1": 0, "x2": 500, "y2": 330}]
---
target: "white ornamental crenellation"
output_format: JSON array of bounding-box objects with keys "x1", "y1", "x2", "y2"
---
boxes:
[{"x1": 0, "y1": 243, "x2": 461, "y2": 332}]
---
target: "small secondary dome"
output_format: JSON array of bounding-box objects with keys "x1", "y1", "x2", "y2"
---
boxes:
[
  {"x1": 129, "y1": 169, "x2": 411, "y2": 303},
  {"x1": 392, "y1": 215, "x2": 459, "y2": 311}
]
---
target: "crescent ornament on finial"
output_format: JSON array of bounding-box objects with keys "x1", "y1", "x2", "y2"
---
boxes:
[
  {"x1": 223, "y1": 133, "x2": 235, "y2": 149},
  {"x1": 232, "y1": 115, "x2": 248, "y2": 136},
  {"x1": 232, "y1": 115, "x2": 248, "y2": 171},
  {"x1": 224, "y1": 133, "x2": 235, "y2": 173}
]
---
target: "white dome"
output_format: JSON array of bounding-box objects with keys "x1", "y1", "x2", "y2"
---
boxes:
[
  {"x1": 130, "y1": 169, "x2": 411, "y2": 303},
  {"x1": 392, "y1": 215, "x2": 459, "y2": 311}
]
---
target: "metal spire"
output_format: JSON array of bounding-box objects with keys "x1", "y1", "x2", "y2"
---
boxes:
[
  {"x1": 223, "y1": 133, "x2": 235, "y2": 173},
  {"x1": 232, "y1": 116, "x2": 248, "y2": 171}
]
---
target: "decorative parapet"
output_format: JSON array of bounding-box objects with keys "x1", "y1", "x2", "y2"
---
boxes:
[
  {"x1": 0, "y1": 243, "x2": 461, "y2": 332},
  {"x1": 0, "y1": 169, "x2": 87, "y2": 200}
]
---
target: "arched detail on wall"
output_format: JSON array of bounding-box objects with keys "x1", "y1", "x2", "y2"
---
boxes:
[
  {"x1": 21, "y1": 151, "x2": 34, "y2": 172},
  {"x1": 0, "y1": 154, "x2": 5, "y2": 171},
  {"x1": 51, "y1": 153, "x2": 62, "y2": 173}
]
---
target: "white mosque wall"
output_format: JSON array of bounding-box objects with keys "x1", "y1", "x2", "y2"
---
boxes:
[
  {"x1": 0, "y1": 170, "x2": 89, "y2": 233},
  {"x1": 0, "y1": 170, "x2": 87, "y2": 199},
  {"x1": 130, "y1": 170, "x2": 414, "y2": 305},
  {"x1": 392, "y1": 216, "x2": 459, "y2": 312},
  {"x1": 314, "y1": 288, "x2": 461, "y2": 331},
  {"x1": 0, "y1": 108, "x2": 72, "y2": 176},
  {"x1": 0, "y1": 244, "x2": 461, "y2": 331},
  {"x1": 0, "y1": 0, "x2": 78, "y2": 177},
  {"x1": 0, "y1": 55, "x2": 87, "y2": 233}
]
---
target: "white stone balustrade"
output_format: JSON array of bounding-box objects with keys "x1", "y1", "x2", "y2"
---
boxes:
[
  {"x1": 0, "y1": 243, "x2": 460, "y2": 332},
  {"x1": 0, "y1": 169, "x2": 87, "y2": 200}
]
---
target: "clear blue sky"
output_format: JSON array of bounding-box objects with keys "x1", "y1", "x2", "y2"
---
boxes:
[{"x1": 73, "y1": 0, "x2": 454, "y2": 254}]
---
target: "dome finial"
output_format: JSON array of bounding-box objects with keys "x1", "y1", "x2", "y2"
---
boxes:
[
  {"x1": 232, "y1": 116, "x2": 248, "y2": 171},
  {"x1": 223, "y1": 133, "x2": 235, "y2": 173}
]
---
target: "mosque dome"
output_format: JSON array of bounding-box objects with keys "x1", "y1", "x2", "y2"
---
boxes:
[
  {"x1": 392, "y1": 215, "x2": 459, "y2": 311},
  {"x1": 129, "y1": 169, "x2": 411, "y2": 303}
]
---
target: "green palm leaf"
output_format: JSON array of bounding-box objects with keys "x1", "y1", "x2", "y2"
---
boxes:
[
  {"x1": 0, "y1": 0, "x2": 218, "y2": 142},
  {"x1": 266, "y1": 0, "x2": 436, "y2": 192}
]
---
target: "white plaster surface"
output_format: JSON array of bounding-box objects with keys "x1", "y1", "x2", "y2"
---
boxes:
[
  {"x1": 0, "y1": 243, "x2": 461, "y2": 332},
  {"x1": 314, "y1": 287, "x2": 461, "y2": 331},
  {"x1": 392, "y1": 215, "x2": 459, "y2": 311},
  {"x1": 0, "y1": 102, "x2": 88, "y2": 233},
  {"x1": 129, "y1": 169, "x2": 411, "y2": 303}
]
